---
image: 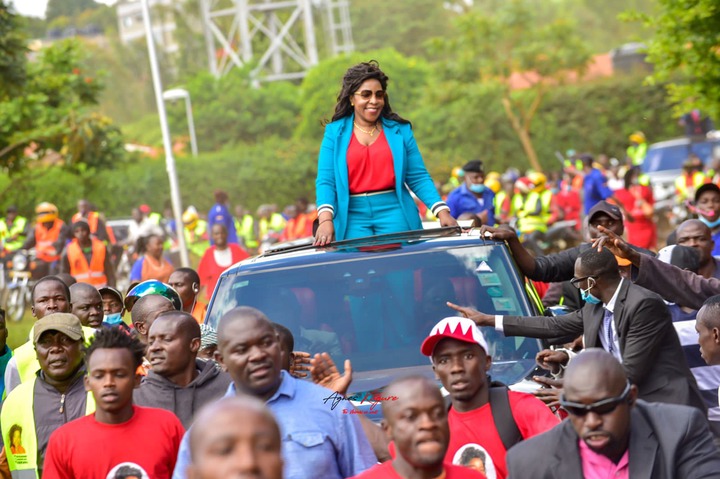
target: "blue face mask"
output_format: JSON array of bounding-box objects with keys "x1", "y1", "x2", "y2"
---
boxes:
[
  {"x1": 103, "y1": 312, "x2": 124, "y2": 326},
  {"x1": 700, "y1": 216, "x2": 720, "y2": 229},
  {"x1": 580, "y1": 278, "x2": 602, "y2": 304},
  {"x1": 469, "y1": 183, "x2": 486, "y2": 194}
]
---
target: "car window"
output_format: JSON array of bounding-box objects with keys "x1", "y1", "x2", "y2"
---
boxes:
[
  {"x1": 642, "y1": 142, "x2": 716, "y2": 173},
  {"x1": 205, "y1": 243, "x2": 541, "y2": 386}
]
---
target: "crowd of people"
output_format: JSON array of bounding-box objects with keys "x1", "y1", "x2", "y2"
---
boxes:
[{"x1": 0, "y1": 60, "x2": 719, "y2": 478}]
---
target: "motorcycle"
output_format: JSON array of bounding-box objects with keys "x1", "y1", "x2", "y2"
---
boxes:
[{"x1": 3, "y1": 249, "x2": 38, "y2": 322}]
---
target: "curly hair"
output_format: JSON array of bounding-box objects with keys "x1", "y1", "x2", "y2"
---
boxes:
[
  {"x1": 8, "y1": 424, "x2": 21, "y2": 447},
  {"x1": 330, "y1": 60, "x2": 409, "y2": 125},
  {"x1": 459, "y1": 446, "x2": 486, "y2": 465},
  {"x1": 85, "y1": 326, "x2": 145, "y2": 370}
]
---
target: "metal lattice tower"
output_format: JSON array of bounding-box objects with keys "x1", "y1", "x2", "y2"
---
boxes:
[{"x1": 199, "y1": 0, "x2": 354, "y2": 82}]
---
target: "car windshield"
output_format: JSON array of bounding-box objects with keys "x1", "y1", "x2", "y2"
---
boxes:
[
  {"x1": 205, "y1": 242, "x2": 541, "y2": 387},
  {"x1": 642, "y1": 142, "x2": 716, "y2": 174}
]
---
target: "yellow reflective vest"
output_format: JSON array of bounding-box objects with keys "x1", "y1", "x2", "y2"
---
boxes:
[
  {"x1": 1, "y1": 376, "x2": 95, "y2": 477},
  {"x1": 675, "y1": 172, "x2": 706, "y2": 200},
  {"x1": 518, "y1": 190, "x2": 553, "y2": 234},
  {"x1": 0, "y1": 216, "x2": 27, "y2": 252}
]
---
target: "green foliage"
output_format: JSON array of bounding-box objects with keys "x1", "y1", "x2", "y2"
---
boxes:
[
  {"x1": 413, "y1": 74, "x2": 680, "y2": 179},
  {"x1": 634, "y1": 0, "x2": 720, "y2": 120},
  {"x1": 350, "y1": 0, "x2": 456, "y2": 57},
  {"x1": 0, "y1": 39, "x2": 127, "y2": 175},
  {"x1": 0, "y1": 1, "x2": 27, "y2": 98},
  {"x1": 45, "y1": 0, "x2": 97, "y2": 22},
  {"x1": 0, "y1": 137, "x2": 318, "y2": 219},
  {"x1": 295, "y1": 49, "x2": 431, "y2": 141}
]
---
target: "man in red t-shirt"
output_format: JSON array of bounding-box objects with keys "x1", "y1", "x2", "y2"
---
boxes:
[
  {"x1": 43, "y1": 327, "x2": 185, "y2": 479},
  {"x1": 421, "y1": 317, "x2": 559, "y2": 479},
  {"x1": 351, "y1": 376, "x2": 485, "y2": 479}
]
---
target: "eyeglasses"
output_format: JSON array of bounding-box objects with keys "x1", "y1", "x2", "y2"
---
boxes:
[
  {"x1": 570, "y1": 276, "x2": 594, "y2": 289},
  {"x1": 353, "y1": 90, "x2": 386, "y2": 100},
  {"x1": 560, "y1": 381, "x2": 632, "y2": 416}
]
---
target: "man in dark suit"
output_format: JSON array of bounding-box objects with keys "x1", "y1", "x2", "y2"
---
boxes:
[
  {"x1": 506, "y1": 349, "x2": 720, "y2": 479},
  {"x1": 448, "y1": 246, "x2": 705, "y2": 411}
]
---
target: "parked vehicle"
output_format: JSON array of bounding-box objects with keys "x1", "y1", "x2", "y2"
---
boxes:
[
  {"x1": 3, "y1": 249, "x2": 38, "y2": 322},
  {"x1": 204, "y1": 227, "x2": 550, "y2": 418},
  {"x1": 641, "y1": 136, "x2": 720, "y2": 205}
]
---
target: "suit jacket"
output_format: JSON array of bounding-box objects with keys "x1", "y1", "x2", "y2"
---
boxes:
[
  {"x1": 503, "y1": 280, "x2": 705, "y2": 410},
  {"x1": 315, "y1": 115, "x2": 444, "y2": 241},
  {"x1": 506, "y1": 400, "x2": 720, "y2": 479},
  {"x1": 634, "y1": 253, "x2": 720, "y2": 310}
]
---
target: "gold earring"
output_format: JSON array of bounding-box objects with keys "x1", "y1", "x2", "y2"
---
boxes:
[{"x1": 350, "y1": 102, "x2": 354, "y2": 106}]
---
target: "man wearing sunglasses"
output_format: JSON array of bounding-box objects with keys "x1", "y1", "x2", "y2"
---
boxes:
[
  {"x1": 506, "y1": 349, "x2": 720, "y2": 478},
  {"x1": 449, "y1": 245, "x2": 706, "y2": 411}
]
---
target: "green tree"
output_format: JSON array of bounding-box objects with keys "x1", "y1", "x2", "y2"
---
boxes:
[
  {"x1": 0, "y1": 1, "x2": 27, "y2": 97},
  {"x1": 430, "y1": 0, "x2": 591, "y2": 172},
  {"x1": 632, "y1": 0, "x2": 720, "y2": 121},
  {"x1": 0, "y1": 39, "x2": 126, "y2": 176}
]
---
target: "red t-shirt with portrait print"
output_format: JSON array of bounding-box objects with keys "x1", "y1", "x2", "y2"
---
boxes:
[
  {"x1": 42, "y1": 406, "x2": 184, "y2": 479},
  {"x1": 350, "y1": 461, "x2": 486, "y2": 479},
  {"x1": 445, "y1": 391, "x2": 559, "y2": 479}
]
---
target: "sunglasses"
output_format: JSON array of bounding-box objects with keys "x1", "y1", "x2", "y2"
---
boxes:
[
  {"x1": 353, "y1": 90, "x2": 386, "y2": 100},
  {"x1": 560, "y1": 381, "x2": 631, "y2": 416},
  {"x1": 569, "y1": 276, "x2": 594, "y2": 289}
]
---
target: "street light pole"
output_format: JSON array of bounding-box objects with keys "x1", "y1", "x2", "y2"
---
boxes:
[
  {"x1": 163, "y1": 88, "x2": 198, "y2": 157},
  {"x1": 140, "y1": 0, "x2": 190, "y2": 268}
]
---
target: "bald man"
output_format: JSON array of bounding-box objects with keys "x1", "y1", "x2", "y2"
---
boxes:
[
  {"x1": 172, "y1": 306, "x2": 376, "y2": 479},
  {"x1": 134, "y1": 311, "x2": 231, "y2": 428},
  {"x1": 675, "y1": 219, "x2": 720, "y2": 279},
  {"x1": 506, "y1": 349, "x2": 720, "y2": 478},
  {"x1": 351, "y1": 376, "x2": 485, "y2": 479},
  {"x1": 130, "y1": 294, "x2": 175, "y2": 345},
  {"x1": 70, "y1": 283, "x2": 104, "y2": 328},
  {"x1": 187, "y1": 396, "x2": 283, "y2": 479}
]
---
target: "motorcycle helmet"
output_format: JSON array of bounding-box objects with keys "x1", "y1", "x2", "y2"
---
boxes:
[
  {"x1": 182, "y1": 206, "x2": 199, "y2": 231},
  {"x1": 485, "y1": 177, "x2": 501, "y2": 194},
  {"x1": 527, "y1": 172, "x2": 548, "y2": 192},
  {"x1": 124, "y1": 279, "x2": 182, "y2": 313},
  {"x1": 35, "y1": 202, "x2": 58, "y2": 223},
  {"x1": 629, "y1": 131, "x2": 646, "y2": 144}
]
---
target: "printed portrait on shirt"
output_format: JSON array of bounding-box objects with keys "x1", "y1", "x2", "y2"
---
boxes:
[
  {"x1": 453, "y1": 443, "x2": 497, "y2": 479},
  {"x1": 106, "y1": 462, "x2": 150, "y2": 479},
  {"x1": 8, "y1": 424, "x2": 26, "y2": 456}
]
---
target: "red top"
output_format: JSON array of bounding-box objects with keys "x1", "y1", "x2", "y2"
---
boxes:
[
  {"x1": 351, "y1": 461, "x2": 486, "y2": 479},
  {"x1": 197, "y1": 244, "x2": 250, "y2": 301},
  {"x1": 444, "y1": 391, "x2": 559, "y2": 479},
  {"x1": 43, "y1": 406, "x2": 185, "y2": 479},
  {"x1": 347, "y1": 131, "x2": 395, "y2": 194}
]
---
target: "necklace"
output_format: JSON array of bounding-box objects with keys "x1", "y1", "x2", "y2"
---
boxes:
[{"x1": 354, "y1": 121, "x2": 378, "y2": 137}]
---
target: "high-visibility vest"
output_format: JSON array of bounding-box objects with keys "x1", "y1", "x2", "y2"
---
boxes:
[
  {"x1": 66, "y1": 238, "x2": 108, "y2": 286},
  {"x1": 1, "y1": 376, "x2": 95, "y2": 477},
  {"x1": 35, "y1": 220, "x2": 64, "y2": 263},
  {"x1": 236, "y1": 215, "x2": 258, "y2": 249},
  {"x1": 71, "y1": 211, "x2": 99, "y2": 235},
  {"x1": 184, "y1": 220, "x2": 209, "y2": 257},
  {"x1": 1, "y1": 216, "x2": 27, "y2": 252},
  {"x1": 518, "y1": 190, "x2": 553, "y2": 234},
  {"x1": 627, "y1": 143, "x2": 647, "y2": 166},
  {"x1": 15, "y1": 326, "x2": 96, "y2": 386},
  {"x1": 675, "y1": 172, "x2": 707, "y2": 199}
]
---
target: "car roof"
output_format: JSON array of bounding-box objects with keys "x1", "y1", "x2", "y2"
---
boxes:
[
  {"x1": 648, "y1": 137, "x2": 720, "y2": 149},
  {"x1": 222, "y1": 227, "x2": 506, "y2": 274}
]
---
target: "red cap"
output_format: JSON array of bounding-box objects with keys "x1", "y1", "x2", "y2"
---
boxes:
[
  {"x1": 139, "y1": 204, "x2": 151, "y2": 214},
  {"x1": 420, "y1": 317, "x2": 489, "y2": 357}
]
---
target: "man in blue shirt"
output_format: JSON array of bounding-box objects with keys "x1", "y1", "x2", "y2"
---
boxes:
[
  {"x1": 446, "y1": 160, "x2": 496, "y2": 225},
  {"x1": 172, "y1": 306, "x2": 376, "y2": 479},
  {"x1": 581, "y1": 154, "x2": 619, "y2": 214}
]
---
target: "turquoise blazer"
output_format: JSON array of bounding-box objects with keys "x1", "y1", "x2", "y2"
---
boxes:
[{"x1": 315, "y1": 115, "x2": 445, "y2": 241}]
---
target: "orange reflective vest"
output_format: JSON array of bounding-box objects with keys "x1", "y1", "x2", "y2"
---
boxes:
[
  {"x1": 71, "y1": 211, "x2": 99, "y2": 234},
  {"x1": 67, "y1": 238, "x2": 108, "y2": 286},
  {"x1": 35, "y1": 220, "x2": 64, "y2": 262}
]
